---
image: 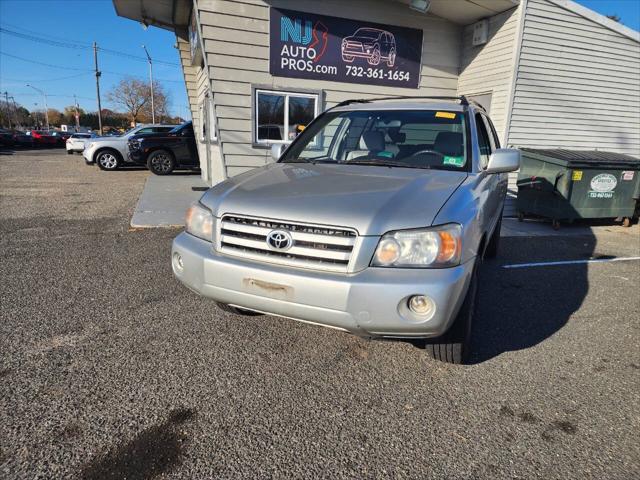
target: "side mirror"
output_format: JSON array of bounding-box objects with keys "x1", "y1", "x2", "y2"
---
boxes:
[
  {"x1": 486, "y1": 148, "x2": 520, "y2": 174},
  {"x1": 270, "y1": 143, "x2": 284, "y2": 162}
]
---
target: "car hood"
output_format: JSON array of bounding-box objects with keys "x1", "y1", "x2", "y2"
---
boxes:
[{"x1": 200, "y1": 163, "x2": 466, "y2": 236}]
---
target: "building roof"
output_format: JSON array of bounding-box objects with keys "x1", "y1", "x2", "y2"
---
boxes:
[
  {"x1": 548, "y1": 0, "x2": 640, "y2": 42},
  {"x1": 395, "y1": 0, "x2": 520, "y2": 25}
]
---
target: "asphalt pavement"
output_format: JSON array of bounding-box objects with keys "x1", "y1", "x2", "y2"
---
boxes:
[{"x1": 1, "y1": 148, "x2": 639, "y2": 479}]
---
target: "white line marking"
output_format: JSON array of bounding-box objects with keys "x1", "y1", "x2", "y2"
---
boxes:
[{"x1": 502, "y1": 257, "x2": 640, "y2": 269}]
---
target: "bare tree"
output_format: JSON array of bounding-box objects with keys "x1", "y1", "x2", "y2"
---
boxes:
[
  {"x1": 139, "y1": 82, "x2": 170, "y2": 123},
  {"x1": 106, "y1": 77, "x2": 150, "y2": 125}
]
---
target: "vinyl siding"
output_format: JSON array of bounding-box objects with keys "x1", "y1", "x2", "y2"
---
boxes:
[
  {"x1": 176, "y1": 35, "x2": 209, "y2": 179},
  {"x1": 458, "y1": 7, "x2": 520, "y2": 143},
  {"x1": 507, "y1": 0, "x2": 640, "y2": 156},
  {"x1": 196, "y1": 0, "x2": 462, "y2": 178}
]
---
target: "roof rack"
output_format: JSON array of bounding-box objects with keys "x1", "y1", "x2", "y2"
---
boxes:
[{"x1": 332, "y1": 95, "x2": 479, "y2": 109}]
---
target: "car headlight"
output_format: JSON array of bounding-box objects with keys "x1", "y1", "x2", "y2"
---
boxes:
[
  {"x1": 185, "y1": 203, "x2": 213, "y2": 242},
  {"x1": 371, "y1": 224, "x2": 462, "y2": 268}
]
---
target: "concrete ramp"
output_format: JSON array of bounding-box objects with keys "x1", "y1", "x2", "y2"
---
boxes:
[{"x1": 131, "y1": 173, "x2": 208, "y2": 228}]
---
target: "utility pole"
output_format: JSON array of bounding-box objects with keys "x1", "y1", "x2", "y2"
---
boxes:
[
  {"x1": 3, "y1": 91, "x2": 11, "y2": 129},
  {"x1": 93, "y1": 42, "x2": 103, "y2": 135},
  {"x1": 10, "y1": 96, "x2": 19, "y2": 127},
  {"x1": 26, "y1": 84, "x2": 49, "y2": 131},
  {"x1": 73, "y1": 94, "x2": 80, "y2": 132},
  {"x1": 142, "y1": 45, "x2": 155, "y2": 124}
]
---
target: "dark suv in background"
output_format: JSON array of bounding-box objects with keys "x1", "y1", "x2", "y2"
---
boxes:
[{"x1": 128, "y1": 121, "x2": 199, "y2": 175}]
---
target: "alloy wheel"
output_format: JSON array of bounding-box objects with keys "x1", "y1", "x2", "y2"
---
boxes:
[
  {"x1": 151, "y1": 153, "x2": 173, "y2": 174},
  {"x1": 99, "y1": 153, "x2": 118, "y2": 169}
]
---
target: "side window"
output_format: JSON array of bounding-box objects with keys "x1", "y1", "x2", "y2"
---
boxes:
[
  {"x1": 138, "y1": 128, "x2": 152, "y2": 134},
  {"x1": 475, "y1": 113, "x2": 492, "y2": 169},
  {"x1": 483, "y1": 115, "x2": 500, "y2": 150}
]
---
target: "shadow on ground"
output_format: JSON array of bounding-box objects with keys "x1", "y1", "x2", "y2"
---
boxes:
[
  {"x1": 468, "y1": 231, "x2": 596, "y2": 364},
  {"x1": 79, "y1": 408, "x2": 196, "y2": 480}
]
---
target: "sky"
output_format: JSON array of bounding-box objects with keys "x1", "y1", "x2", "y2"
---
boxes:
[
  {"x1": 0, "y1": 0, "x2": 189, "y2": 118},
  {"x1": 0, "y1": 0, "x2": 638, "y2": 118}
]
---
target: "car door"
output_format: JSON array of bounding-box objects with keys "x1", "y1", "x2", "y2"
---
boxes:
[
  {"x1": 172, "y1": 124, "x2": 197, "y2": 165},
  {"x1": 475, "y1": 113, "x2": 503, "y2": 227}
]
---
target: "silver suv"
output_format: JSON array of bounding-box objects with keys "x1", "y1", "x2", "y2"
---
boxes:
[
  {"x1": 83, "y1": 124, "x2": 176, "y2": 170},
  {"x1": 171, "y1": 97, "x2": 519, "y2": 363}
]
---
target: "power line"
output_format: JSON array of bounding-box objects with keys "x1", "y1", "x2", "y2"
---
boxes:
[
  {"x1": 0, "y1": 51, "x2": 92, "y2": 71},
  {"x1": 0, "y1": 27, "x2": 90, "y2": 50},
  {"x1": 0, "y1": 25, "x2": 180, "y2": 66},
  {"x1": 10, "y1": 92, "x2": 95, "y2": 101},
  {"x1": 0, "y1": 73, "x2": 93, "y2": 83}
]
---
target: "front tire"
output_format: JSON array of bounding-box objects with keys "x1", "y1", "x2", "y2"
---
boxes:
[
  {"x1": 367, "y1": 47, "x2": 381, "y2": 65},
  {"x1": 96, "y1": 150, "x2": 121, "y2": 171},
  {"x1": 425, "y1": 259, "x2": 478, "y2": 364},
  {"x1": 484, "y1": 215, "x2": 502, "y2": 259},
  {"x1": 147, "y1": 150, "x2": 175, "y2": 175}
]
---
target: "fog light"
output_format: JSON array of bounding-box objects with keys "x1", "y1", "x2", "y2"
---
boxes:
[
  {"x1": 173, "y1": 252, "x2": 184, "y2": 271},
  {"x1": 408, "y1": 295, "x2": 435, "y2": 317}
]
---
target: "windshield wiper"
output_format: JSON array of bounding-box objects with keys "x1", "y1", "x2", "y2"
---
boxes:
[{"x1": 344, "y1": 159, "x2": 431, "y2": 169}]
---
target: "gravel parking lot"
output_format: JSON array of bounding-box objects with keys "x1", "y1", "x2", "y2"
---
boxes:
[{"x1": 1, "y1": 149, "x2": 639, "y2": 479}]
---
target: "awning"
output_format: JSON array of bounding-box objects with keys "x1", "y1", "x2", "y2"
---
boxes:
[
  {"x1": 112, "y1": 0, "x2": 191, "y2": 31},
  {"x1": 394, "y1": 0, "x2": 520, "y2": 24}
]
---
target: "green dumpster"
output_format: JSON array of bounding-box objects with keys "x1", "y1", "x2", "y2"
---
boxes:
[{"x1": 516, "y1": 149, "x2": 640, "y2": 228}]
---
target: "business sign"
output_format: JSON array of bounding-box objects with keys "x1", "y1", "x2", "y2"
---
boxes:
[
  {"x1": 269, "y1": 8, "x2": 423, "y2": 89},
  {"x1": 189, "y1": 9, "x2": 203, "y2": 66}
]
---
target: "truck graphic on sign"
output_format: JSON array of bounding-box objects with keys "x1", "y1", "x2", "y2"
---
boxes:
[{"x1": 341, "y1": 28, "x2": 396, "y2": 67}]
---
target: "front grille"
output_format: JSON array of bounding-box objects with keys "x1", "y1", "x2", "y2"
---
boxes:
[{"x1": 218, "y1": 215, "x2": 357, "y2": 272}]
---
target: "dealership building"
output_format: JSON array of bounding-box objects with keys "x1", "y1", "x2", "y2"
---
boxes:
[{"x1": 113, "y1": 0, "x2": 640, "y2": 186}]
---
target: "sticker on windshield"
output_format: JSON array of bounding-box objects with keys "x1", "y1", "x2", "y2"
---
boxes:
[
  {"x1": 435, "y1": 111, "x2": 456, "y2": 119},
  {"x1": 443, "y1": 156, "x2": 464, "y2": 167},
  {"x1": 572, "y1": 170, "x2": 583, "y2": 181}
]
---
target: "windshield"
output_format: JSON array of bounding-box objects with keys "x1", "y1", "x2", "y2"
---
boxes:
[
  {"x1": 354, "y1": 28, "x2": 380, "y2": 39},
  {"x1": 280, "y1": 109, "x2": 468, "y2": 171}
]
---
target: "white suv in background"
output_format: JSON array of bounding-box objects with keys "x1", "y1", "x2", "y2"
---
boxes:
[
  {"x1": 66, "y1": 133, "x2": 95, "y2": 154},
  {"x1": 83, "y1": 124, "x2": 176, "y2": 170}
]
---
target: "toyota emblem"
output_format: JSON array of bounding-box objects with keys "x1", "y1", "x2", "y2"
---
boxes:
[{"x1": 266, "y1": 229, "x2": 293, "y2": 251}]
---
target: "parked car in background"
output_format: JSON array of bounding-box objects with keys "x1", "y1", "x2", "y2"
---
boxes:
[
  {"x1": 29, "y1": 130, "x2": 57, "y2": 147},
  {"x1": 9, "y1": 130, "x2": 34, "y2": 148},
  {"x1": 83, "y1": 124, "x2": 176, "y2": 170},
  {"x1": 172, "y1": 97, "x2": 520, "y2": 364},
  {"x1": 128, "y1": 121, "x2": 198, "y2": 175},
  {"x1": 0, "y1": 128, "x2": 15, "y2": 147},
  {"x1": 51, "y1": 130, "x2": 72, "y2": 147},
  {"x1": 66, "y1": 133, "x2": 96, "y2": 154}
]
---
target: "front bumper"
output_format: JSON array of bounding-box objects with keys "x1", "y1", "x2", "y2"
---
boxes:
[
  {"x1": 127, "y1": 149, "x2": 144, "y2": 164},
  {"x1": 82, "y1": 147, "x2": 94, "y2": 164},
  {"x1": 171, "y1": 232, "x2": 475, "y2": 338}
]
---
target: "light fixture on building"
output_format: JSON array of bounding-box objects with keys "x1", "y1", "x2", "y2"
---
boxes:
[{"x1": 409, "y1": 0, "x2": 431, "y2": 13}]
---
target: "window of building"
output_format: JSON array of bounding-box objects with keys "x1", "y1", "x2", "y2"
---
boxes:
[
  {"x1": 198, "y1": 101, "x2": 206, "y2": 143},
  {"x1": 198, "y1": 93, "x2": 217, "y2": 143},
  {"x1": 254, "y1": 88, "x2": 320, "y2": 145},
  {"x1": 208, "y1": 96, "x2": 217, "y2": 142}
]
